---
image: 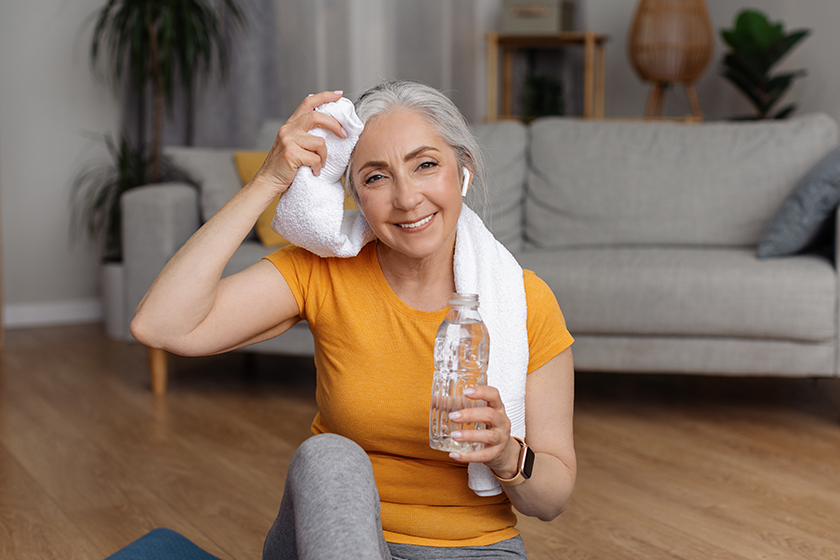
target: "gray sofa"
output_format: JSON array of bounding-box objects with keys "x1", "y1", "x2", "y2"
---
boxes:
[{"x1": 122, "y1": 113, "x2": 840, "y2": 390}]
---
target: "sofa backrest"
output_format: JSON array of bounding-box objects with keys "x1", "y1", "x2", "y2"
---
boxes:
[
  {"x1": 470, "y1": 120, "x2": 528, "y2": 253},
  {"x1": 164, "y1": 146, "x2": 239, "y2": 223},
  {"x1": 526, "y1": 113, "x2": 839, "y2": 249},
  {"x1": 255, "y1": 120, "x2": 284, "y2": 151}
]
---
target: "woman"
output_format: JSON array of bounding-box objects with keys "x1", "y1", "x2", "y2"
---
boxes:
[{"x1": 131, "y1": 80, "x2": 575, "y2": 559}]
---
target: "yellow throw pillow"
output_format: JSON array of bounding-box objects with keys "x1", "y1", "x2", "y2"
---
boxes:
[
  {"x1": 233, "y1": 150, "x2": 359, "y2": 248},
  {"x1": 233, "y1": 151, "x2": 287, "y2": 247}
]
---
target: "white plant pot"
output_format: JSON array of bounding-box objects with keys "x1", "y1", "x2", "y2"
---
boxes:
[{"x1": 101, "y1": 260, "x2": 127, "y2": 340}]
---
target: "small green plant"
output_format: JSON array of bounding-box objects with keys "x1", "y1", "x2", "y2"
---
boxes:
[
  {"x1": 520, "y1": 73, "x2": 565, "y2": 123},
  {"x1": 70, "y1": 135, "x2": 193, "y2": 262},
  {"x1": 720, "y1": 9, "x2": 810, "y2": 120}
]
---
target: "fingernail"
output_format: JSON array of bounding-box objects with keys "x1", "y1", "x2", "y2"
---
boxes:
[
  {"x1": 449, "y1": 411, "x2": 462, "y2": 420},
  {"x1": 341, "y1": 127, "x2": 348, "y2": 138},
  {"x1": 449, "y1": 453, "x2": 461, "y2": 460},
  {"x1": 451, "y1": 431, "x2": 462, "y2": 439},
  {"x1": 463, "y1": 388, "x2": 476, "y2": 396},
  {"x1": 333, "y1": 90, "x2": 343, "y2": 95}
]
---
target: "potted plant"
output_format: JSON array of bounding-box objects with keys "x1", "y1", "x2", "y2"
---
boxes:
[
  {"x1": 73, "y1": 0, "x2": 245, "y2": 338},
  {"x1": 90, "y1": 0, "x2": 245, "y2": 179},
  {"x1": 720, "y1": 9, "x2": 810, "y2": 120}
]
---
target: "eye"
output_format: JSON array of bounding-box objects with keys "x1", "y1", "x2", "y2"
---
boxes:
[
  {"x1": 417, "y1": 160, "x2": 439, "y2": 171},
  {"x1": 364, "y1": 173, "x2": 385, "y2": 185}
]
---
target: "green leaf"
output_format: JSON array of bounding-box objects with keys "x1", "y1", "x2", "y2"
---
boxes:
[
  {"x1": 735, "y1": 10, "x2": 774, "y2": 51},
  {"x1": 722, "y1": 67, "x2": 765, "y2": 112},
  {"x1": 773, "y1": 104, "x2": 797, "y2": 119},
  {"x1": 722, "y1": 52, "x2": 766, "y2": 84},
  {"x1": 767, "y1": 29, "x2": 810, "y2": 66}
]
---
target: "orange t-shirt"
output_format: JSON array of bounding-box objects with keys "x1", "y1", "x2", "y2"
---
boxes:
[{"x1": 264, "y1": 242, "x2": 573, "y2": 547}]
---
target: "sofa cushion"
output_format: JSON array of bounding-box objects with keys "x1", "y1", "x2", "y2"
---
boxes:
[
  {"x1": 223, "y1": 240, "x2": 276, "y2": 278},
  {"x1": 526, "y1": 113, "x2": 839, "y2": 249},
  {"x1": 757, "y1": 144, "x2": 840, "y2": 258},
  {"x1": 516, "y1": 247, "x2": 836, "y2": 342},
  {"x1": 471, "y1": 121, "x2": 528, "y2": 253},
  {"x1": 164, "y1": 146, "x2": 240, "y2": 223},
  {"x1": 233, "y1": 150, "x2": 290, "y2": 247}
]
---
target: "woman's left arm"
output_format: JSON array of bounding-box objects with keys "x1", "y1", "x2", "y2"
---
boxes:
[{"x1": 450, "y1": 347, "x2": 576, "y2": 521}]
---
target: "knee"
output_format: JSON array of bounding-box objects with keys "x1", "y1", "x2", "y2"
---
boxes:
[{"x1": 290, "y1": 434, "x2": 372, "y2": 481}]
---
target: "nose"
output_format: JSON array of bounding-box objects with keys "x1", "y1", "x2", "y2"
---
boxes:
[{"x1": 392, "y1": 173, "x2": 421, "y2": 211}]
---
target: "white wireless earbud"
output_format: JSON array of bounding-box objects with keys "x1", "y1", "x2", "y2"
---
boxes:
[{"x1": 461, "y1": 168, "x2": 471, "y2": 197}]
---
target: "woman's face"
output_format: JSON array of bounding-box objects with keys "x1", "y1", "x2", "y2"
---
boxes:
[{"x1": 350, "y1": 109, "x2": 464, "y2": 263}]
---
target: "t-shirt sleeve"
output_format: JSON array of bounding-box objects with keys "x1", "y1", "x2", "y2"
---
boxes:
[
  {"x1": 263, "y1": 245, "x2": 321, "y2": 321},
  {"x1": 523, "y1": 269, "x2": 574, "y2": 374}
]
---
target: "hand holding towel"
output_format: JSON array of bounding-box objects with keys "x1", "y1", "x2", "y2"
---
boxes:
[{"x1": 271, "y1": 97, "x2": 374, "y2": 257}]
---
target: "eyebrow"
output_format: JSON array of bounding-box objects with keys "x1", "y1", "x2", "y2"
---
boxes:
[{"x1": 358, "y1": 146, "x2": 441, "y2": 173}]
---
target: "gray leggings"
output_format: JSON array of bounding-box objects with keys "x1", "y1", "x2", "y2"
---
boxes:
[{"x1": 263, "y1": 433, "x2": 528, "y2": 560}]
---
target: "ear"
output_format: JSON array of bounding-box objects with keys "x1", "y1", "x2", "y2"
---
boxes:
[{"x1": 461, "y1": 167, "x2": 471, "y2": 198}]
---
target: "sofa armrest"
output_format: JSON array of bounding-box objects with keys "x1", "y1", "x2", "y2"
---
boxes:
[
  {"x1": 835, "y1": 204, "x2": 840, "y2": 271},
  {"x1": 121, "y1": 182, "x2": 200, "y2": 339}
]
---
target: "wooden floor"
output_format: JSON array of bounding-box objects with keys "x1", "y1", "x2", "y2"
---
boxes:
[{"x1": 2, "y1": 325, "x2": 840, "y2": 559}]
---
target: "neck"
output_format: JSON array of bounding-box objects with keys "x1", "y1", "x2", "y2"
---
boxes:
[{"x1": 376, "y1": 238, "x2": 456, "y2": 312}]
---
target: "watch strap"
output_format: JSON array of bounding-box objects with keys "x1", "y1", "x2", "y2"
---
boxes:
[{"x1": 492, "y1": 436, "x2": 534, "y2": 486}]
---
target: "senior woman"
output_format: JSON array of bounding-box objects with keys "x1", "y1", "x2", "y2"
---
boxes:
[{"x1": 131, "y1": 80, "x2": 575, "y2": 559}]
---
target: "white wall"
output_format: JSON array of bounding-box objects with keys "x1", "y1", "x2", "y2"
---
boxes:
[
  {"x1": 0, "y1": 0, "x2": 120, "y2": 327},
  {"x1": 584, "y1": 0, "x2": 840, "y2": 123}
]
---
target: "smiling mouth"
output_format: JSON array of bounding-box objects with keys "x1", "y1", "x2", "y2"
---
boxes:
[{"x1": 396, "y1": 214, "x2": 434, "y2": 229}]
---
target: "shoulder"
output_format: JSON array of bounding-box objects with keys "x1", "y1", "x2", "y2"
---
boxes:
[
  {"x1": 262, "y1": 242, "x2": 378, "y2": 300},
  {"x1": 523, "y1": 269, "x2": 562, "y2": 319}
]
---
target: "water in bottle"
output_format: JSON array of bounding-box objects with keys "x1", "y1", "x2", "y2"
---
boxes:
[{"x1": 429, "y1": 293, "x2": 489, "y2": 452}]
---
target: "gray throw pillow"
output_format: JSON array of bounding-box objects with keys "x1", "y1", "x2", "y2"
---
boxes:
[{"x1": 757, "y1": 145, "x2": 840, "y2": 258}]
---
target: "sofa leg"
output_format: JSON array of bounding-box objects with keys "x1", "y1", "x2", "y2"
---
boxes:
[{"x1": 148, "y1": 347, "x2": 168, "y2": 395}]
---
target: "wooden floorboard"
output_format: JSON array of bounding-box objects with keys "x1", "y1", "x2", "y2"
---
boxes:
[{"x1": 2, "y1": 324, "x2": 840, "y2": 559}]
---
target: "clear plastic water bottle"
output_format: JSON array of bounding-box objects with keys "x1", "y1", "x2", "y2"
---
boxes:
[{"x1": 429, "y1": 293, "x2": 489, "y2": 452}]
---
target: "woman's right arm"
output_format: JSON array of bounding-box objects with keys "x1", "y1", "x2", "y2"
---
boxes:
[{"x1": 130, "y1": 90, "x2": 346, "y2": 356}]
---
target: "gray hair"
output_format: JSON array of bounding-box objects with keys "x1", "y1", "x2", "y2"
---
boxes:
[{"x1": 347, "y1": 80, "x2": 488, "y2": 217}]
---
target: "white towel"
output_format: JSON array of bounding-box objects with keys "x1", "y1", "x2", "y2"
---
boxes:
[
  {"x1": 271, "y1": 97, "x2": 374, "y2": 257},
  {"x1": 274, "y1": 99, "x2": 528, "y2": 497},
  {"x1": 455, "y1": 205, "x2": 528, "y2": 497}
]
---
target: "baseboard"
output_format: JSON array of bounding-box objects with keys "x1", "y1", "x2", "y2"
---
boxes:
[{"x1": 3, "y1": 298, "x2": 103, "y2": 329}]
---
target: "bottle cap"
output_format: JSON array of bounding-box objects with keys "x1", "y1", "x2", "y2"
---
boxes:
[{"x1": 449, "y1": 293, "x2": 479, "y2": 306}]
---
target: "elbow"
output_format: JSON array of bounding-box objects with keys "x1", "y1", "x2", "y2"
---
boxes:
[
  {"x1": 130, "y1": 311, "x2": 210, "y2": 357},
  {"x1": 130, "y1": 313, "x2": 157, "y2": 348},
  {"x1": 130, "y1": 308, "x2": 174, "y2": 351},
  {"x1": 537, "y1": 502, "x2": 568, "y2": 523}
]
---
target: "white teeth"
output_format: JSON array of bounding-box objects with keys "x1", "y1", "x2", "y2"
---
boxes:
[{"x1": 397, "y1": 215, "x2": 433, "y2": 229}]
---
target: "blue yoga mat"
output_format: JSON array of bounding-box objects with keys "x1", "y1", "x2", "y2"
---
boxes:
[{"x1": 104, "y1": 528, "x2": 223, "y2": 560}]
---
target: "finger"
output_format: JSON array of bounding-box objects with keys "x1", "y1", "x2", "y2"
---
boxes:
[
  {"x1": 289, "y1": 90, "x2": 345, "y2": 120},
  {"x1": 452, "y1": 428, "x2": 508, "y2": 448},
  {"x1": 464, "y1": 385, "x2": 503, "y2": 408},
  {"x1": 449, "y1": 407, "x2": 500, "y2": 427},
  {"x1": 304, "y1": 110, "x2": 348, "y2": 139},
  {"x1": 295, "y1": 134, "x2": 328, "y2": 174},
  {"x1": 274, "y1": 131, "x2": 327, "y2": 170},
  {"x1": 260, "y1": 138, "x2": 325, "y2": 185},
  {"x1": 447, "y1": 447, "x2": 503, "y2": 465}
]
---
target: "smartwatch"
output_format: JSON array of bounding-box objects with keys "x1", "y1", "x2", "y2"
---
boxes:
[{"x1": 492, "y1": 437, "x2": 535, "y2": 486}]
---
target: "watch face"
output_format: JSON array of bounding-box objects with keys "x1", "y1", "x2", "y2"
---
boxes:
[{"x1": 522, "y1": 446, "x2": 535, "y2": 479}]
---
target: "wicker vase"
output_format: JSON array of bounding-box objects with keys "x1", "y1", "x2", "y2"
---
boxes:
[{"x1": 628, "y1": 0, "x2": 714, "y2": 118}]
